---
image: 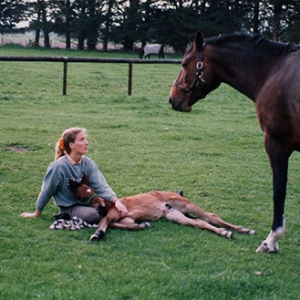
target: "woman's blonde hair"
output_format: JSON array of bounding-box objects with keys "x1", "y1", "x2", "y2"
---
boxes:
[{"x1": 55, "y1": 127, "x2": 87, "y2": 160}]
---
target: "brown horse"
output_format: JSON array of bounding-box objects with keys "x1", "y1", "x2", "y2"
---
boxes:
[
  {"x1": 169, "y1": 31, "x2": 300, "y2": 253},
  {"x1": 69, "y1": 173, "x2": 254, "y2": 241}
]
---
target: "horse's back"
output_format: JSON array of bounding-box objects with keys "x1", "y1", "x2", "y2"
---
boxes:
[
  {"x1": 120, "y1": 191, "x2": 167, "y2": 221},
  {"x1": 144, "y1": 44, "x2": 163, "y2": 56}
]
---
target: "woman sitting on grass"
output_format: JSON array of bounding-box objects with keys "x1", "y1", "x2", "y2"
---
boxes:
[{"x1": 20, "y1": 127, "x2": 127, "y2": 224}]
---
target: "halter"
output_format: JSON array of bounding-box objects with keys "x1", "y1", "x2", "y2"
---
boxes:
[
  {"x1": 77, "y1": 194, "x2": 98, "y2": 206},
  {"x1": 174, "y1": 43, "x2": 206, "y2": 96}
]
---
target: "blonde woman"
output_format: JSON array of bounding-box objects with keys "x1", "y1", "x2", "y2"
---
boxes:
[{"x1": 21, "y1": 127, "x2": 127, "y2": 223}]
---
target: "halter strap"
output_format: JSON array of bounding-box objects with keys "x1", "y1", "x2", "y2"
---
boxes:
[
  {"x1": 174, "y1": 42, "x2": 206, "y2": 96},
  {"x1": 77, "y1": 194, "x2": 98, "y2": 206}
]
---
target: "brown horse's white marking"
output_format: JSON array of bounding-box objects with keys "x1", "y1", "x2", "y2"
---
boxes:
[{"x1": 69, "y1": 173, "x2": 254, "y2": 241}]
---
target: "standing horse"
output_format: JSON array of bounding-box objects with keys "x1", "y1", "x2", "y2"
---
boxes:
[
  {"x1": 169, "y1": 31, "x2": 300, "y2": 253},
  {"x1": 139, "y1": 44, "x2": 165, "y2": 59}
]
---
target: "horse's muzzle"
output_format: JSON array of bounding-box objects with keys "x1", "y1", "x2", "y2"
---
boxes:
[{"x1": 169, "y1": 97, "x2": 191, "y2": 112}]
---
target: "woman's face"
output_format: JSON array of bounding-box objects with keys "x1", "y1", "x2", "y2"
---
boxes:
[{"x1": 69, "y1": 131, "x2": 89, "y2": 155}]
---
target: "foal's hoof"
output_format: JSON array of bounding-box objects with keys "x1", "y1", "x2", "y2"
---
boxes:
[
  {"x1": 90, "y1": 230, "x2": 104, "y2": 241},
  {"x1": 247, "y1": 229, "x2": 255, "y2": 235},
  {"x1": 143, "y1": 222, "x2": 150, "y2": 228},
  {"x1": 224, "y1": 231, "x2": 233, "y2": 239},
  {"x1": 90, "y1": 234, "x2": 102, "y2": 241}
]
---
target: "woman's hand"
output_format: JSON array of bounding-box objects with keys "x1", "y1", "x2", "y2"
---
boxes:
[
  {"x1": 113, "y1": 199, "x2": 127, "y2": 217},
  {"x1": 20, "y1": 210, "x2": 41, "y2": 218}
]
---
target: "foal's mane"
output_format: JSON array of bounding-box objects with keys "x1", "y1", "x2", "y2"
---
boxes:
[{"x1": 188, "y1": 32, "x2": 299, "y2": 57}]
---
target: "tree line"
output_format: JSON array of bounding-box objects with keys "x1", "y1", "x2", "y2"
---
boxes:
[{"x1": 1, "y1": 0, "x2": 299, "y2": 53}]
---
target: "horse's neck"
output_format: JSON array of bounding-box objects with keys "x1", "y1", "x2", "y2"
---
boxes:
[
  {"x1": 105, "y1": 201, "x2": 114, "y2": 209},
  {"x1": 209, "y1": 47, "x2": 274, "y2": 101}
]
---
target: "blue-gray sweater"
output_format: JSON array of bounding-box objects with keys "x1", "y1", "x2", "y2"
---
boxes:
[{"x1": 36, "y1": 155, "x2": 116, "y2": 212}]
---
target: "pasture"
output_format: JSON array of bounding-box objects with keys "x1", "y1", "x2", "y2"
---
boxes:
[{"x1": 0, "y1": 45, "x2": 300, "y2": 299}]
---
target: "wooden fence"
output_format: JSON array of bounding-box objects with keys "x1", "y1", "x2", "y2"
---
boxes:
[{"x1": 0, "y1": 56, "x2": 181, "y2": 95}]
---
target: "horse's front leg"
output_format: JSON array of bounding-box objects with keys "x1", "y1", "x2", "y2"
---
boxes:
[
  {"x1": 90, "y1": 208, "x2": 121, "y2": 241},
  {"x1": 256, "y1": 136, "x2": 290, "y2": 253}
]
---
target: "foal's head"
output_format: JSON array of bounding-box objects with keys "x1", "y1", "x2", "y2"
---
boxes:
[{"x1": 69, "y1": 172, "x2": 108, "y2": 218}]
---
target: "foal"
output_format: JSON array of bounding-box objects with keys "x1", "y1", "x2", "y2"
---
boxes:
[{"x1": 69, "y1": 173, "x2": 255, "y2": 241}]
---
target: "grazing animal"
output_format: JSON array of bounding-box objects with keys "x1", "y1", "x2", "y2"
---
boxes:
[
  {"x1": 169, "y1": 31, "x2": 300, "y2": 253},
  {"x1": 139, "y1": 44, "x2": 165, "y2": 59},
  {"x1": 69, "y1": 173, "x2": 254, "y2": 241}
]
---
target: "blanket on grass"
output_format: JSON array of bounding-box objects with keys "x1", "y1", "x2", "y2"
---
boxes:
[{"x1": 49, "y1": 216, "x2": 98, "y2": 230}]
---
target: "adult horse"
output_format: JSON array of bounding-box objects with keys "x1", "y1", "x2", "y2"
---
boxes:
[
  {"x1": 139, "y1": 44, "x2": 165, "y2": 59},
  {"x1": 169, "y1": 31, "x2": 300, "y2": 253}
]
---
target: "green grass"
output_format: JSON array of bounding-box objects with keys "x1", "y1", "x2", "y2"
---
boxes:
[{"x1": 1, "y1": 45, "x2": 300, "y2": 300}]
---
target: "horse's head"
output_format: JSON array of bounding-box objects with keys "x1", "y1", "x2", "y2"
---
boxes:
[
  {"x1": 69, "y1": 172, "x2": 108, "y2": 218},
  {"x1": 169, "y1": 31, "x2": 221, "y2": 112}
]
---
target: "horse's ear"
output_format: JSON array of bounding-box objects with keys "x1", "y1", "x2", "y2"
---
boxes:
[
  {"x1": 194, "y1": 31, "x2": 204, "y2": 52},
  {"x1": 69, "y1": 178, "x2": 80, "y2": 192},
  {"x1": 81, "y1": 172, "x2": 89, "y2": 185}
]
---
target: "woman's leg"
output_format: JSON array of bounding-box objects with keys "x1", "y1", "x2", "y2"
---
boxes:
[{"x1": 60, "y1": 206, "x2": 101, "y2": 224}]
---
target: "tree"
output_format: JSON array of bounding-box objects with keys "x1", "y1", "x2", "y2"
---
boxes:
[
  {"x1": 52, "y1": 0, "x2": 73, "y2": 49},
  {"x1": 28, "y1": 0, "x2": 58, "y2": 48},
  {"x1": 0, "y1": 0, "x2": 26, "y2": 32},
  {"x1": 120, "y1": 0, "x2": 141, "y2": 51}
]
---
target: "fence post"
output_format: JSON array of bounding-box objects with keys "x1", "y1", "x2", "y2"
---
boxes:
[
  {"x1": 63, "y1": 61, "x2": 68, "y2": 95},
  {"x1": 128, "y1": 62, "x2": 132, "y2": 96}
]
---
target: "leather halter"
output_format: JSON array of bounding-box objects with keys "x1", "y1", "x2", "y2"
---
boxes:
[{"x1": 174, "y1": 43, "x2": 206, "y2": 96}]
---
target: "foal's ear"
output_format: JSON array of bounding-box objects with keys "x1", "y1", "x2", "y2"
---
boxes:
[
  {"x1": 81, "y1": 172, "x2": 89, "y2": 185},
  {"x1": 69, "y1": 178, "x2": 80, "y2": 192},
  {"x1": 194, "y1": 31, "x2": 204, "y2": 52}
]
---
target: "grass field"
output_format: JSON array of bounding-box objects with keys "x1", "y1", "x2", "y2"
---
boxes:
[{"x1": 0, "y1": 45, "x2": 300, "y2": 300}]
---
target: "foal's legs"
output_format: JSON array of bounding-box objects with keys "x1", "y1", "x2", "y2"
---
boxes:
[
  {"x1": 110, "y1": 218, "x2": 150, "y2": 230},
  {"x1": 90, "y1": 211, "x2": 150, "y2": 241},
  {"x1": 165, "y1": 208, "x2": 233, "y2": 238},
  {"x1": 169, "y1": 196, "x2": 255, "y2": 234}
]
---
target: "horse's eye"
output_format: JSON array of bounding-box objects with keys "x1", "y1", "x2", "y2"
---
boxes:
[{"x1": 182, "y1": 62, "x2": 188, "y2": 68}]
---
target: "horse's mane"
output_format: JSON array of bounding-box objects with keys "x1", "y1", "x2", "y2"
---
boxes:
[{"x1": 203, "y1": 32, "x2": 299, "y2": 56}]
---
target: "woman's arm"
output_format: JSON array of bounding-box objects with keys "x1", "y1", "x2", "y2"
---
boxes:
[
  {"x1": 20, "y1": 210, "x2": 42, "y2": 218},
  {"x1": 113, "y1": 198, "x2": 127, "y2": 217}
]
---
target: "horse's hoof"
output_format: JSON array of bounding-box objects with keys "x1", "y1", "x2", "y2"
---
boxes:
[
  {"x1": 247, "y1": 229, "x2": 255, "y2": 235},
  {"x1": 90, "y1": 234, "x2": 100, "y2": 241},
  {"x1": 256, "y1": 242, "x2": 278, "y2": 253},
  {"x1": 225, "y1": 231, "x2": 233, "y2": 239},
  {"x1": 178, "y1": 190, "x2": 184, "y2": 197},
  {"x1": 140, "y1": 222, "x2": 150, "y2": 228}
]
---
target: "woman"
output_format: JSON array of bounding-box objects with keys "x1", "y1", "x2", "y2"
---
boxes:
[{"x1": 21, "y1": 127, "x2": 127, "y2": 224}]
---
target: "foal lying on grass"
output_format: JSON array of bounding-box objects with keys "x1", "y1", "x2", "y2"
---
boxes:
[{"x1": 69, "y1": 173, "x2": 255, "y2": 241}]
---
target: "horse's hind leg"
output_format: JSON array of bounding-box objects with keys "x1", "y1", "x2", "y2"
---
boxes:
[
  {"x1": 169, "y1": 196, "x2": 255, "y2": 235},
  {"x1": 201, "y1": 211, "x2": 255, "y2": 235},
  {"x1": 165, "y1": 209, "x2": 233, "y2": 238}
]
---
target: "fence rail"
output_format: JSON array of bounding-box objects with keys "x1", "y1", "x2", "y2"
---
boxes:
[{"x1": 0, "y1": 56, "x2": 181, "y2": 95}]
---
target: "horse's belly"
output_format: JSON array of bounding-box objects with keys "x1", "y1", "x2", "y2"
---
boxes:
[{"x1": 127, "y1": 205, "x2": 167, "y2": 221}]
